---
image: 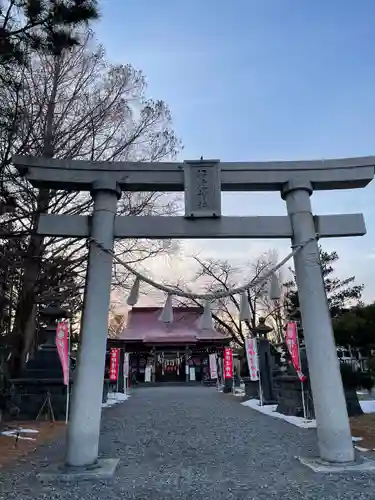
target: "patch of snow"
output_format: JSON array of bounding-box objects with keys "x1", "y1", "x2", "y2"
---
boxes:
[
  {"x1": 357, "y1": 391, "x2": 368, "y2": 395},
  {"x1": 232, "y1": 388, "x2": 245, "y2": 397},
  {"x1": 1, "y1": 432, "x2": 36, "y2": 441},
  {"x1": 108, "y1": 392, "x2": 129, "y2": 402},
  {"x1": 242, "y1": 398, "x2": 317, "y2": 428},
  {"x1": 243, "y1": 398, "x2": 375, "y2": 427},
  {"x1": 1, "y1": 428, "x2": 39, "y2": 437},
  {"x1": 352, "y1": 436, "x2": 363, "y2": 442},
  {"x1": 102, "y1": 392, "x2": 130, "y2": 408},
  {"x1": 355, "y1": 446, "x2": 370, "y2": 452},
  {"x1": 360, "y1": 400, "x2": 375, "y2": 413}
]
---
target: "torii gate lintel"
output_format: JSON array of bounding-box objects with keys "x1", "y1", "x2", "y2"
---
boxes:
[{"x1": 13, "y1": 154, "x2": 375, "y2": 192}]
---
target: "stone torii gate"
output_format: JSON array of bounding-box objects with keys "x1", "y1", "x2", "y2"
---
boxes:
[{"x1": 13, "y1": 155, "x2": 375, "y2": 477}]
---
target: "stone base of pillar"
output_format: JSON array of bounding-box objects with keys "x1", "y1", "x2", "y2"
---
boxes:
[
  {"x1": 37, "y1": 458, "x2": 119, "y2": 482},
  {"x1": 298, "y1": 456, "x2": 375, "y2": 473}
]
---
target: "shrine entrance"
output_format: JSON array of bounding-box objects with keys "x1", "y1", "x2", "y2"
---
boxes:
[
  {"x1": 109, "y1": 306, "x2": 229, "y2": 385},
  {"x1": 155, "y1": 352, "x2": 185, "y2": 383},
  {"x1": 153, "y1": 351, "x2": 210, "y2": 383},
  {"x1": 13, "y1": 154, "x2": 375, "y2": 476}
]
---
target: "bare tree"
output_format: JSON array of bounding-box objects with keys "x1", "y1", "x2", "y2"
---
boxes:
[
  {"x1": 180, "y1": 252, "x2": 285, "y2": 347},
  {"x1": 108, "y1": 305, "x2": 127, "y2": 339},
  {"x1": 1, "y1": 31, "x2": 181, "y2": 373}
]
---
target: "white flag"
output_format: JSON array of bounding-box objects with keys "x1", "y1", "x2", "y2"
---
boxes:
[
  {"x1": 209, "y1": 353, "x2": 218, "y2": 379},
  {"x1": 245, "y1": 337, "x2": 259, "y2": 381}
]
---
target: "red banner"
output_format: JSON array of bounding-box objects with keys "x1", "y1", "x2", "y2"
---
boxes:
[
  {"x1": 109, "y1": 348, "x2": 120, "y2": 381},
  {"x1": 223, "y1": 347, "x2": 233, "y2": 379},
  {"x1": 56, "y1": 320, "x2": 70, "y2": 386},
  {"x1": 285, "y1": 322, "x2": 306, "y2": 382}
]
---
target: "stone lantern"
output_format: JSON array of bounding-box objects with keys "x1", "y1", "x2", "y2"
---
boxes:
[
  {"x1": 10, "y1": 302, "x2": 73, "y2": 420},
  {"x1": 243, "y1": 318, "x2": 277, "y2": 404},
  {"x1": 251, "y1": 317, "x2": 273, "y2": 339}
]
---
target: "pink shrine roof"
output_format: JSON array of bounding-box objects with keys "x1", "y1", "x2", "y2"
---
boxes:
[{"x1": 116, "y1": 306, "x2": 229, "y2": 344}]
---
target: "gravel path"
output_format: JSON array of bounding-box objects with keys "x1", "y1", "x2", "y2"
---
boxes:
[{"x1": 1, "y1": 386, "x2": 375, "y2": 499}]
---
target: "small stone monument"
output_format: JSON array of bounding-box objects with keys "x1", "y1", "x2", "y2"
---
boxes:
[{"x1": 274, "y1": 340, "x2": 315, "y2": 419}]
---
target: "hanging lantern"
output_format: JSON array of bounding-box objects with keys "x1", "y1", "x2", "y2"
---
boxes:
[
  {"x1": 159, "y1": 294, "x2": 174, "y2": 323},
  {"x1": 198, "y1": 300, "x2": 213, "y2": 330},
  {"x1": 239, "y1": 291, "x2": 252, "y2": 321},
  {"x1": 269, "y1": 272, "x2": 281, "y2": 300},
  {"x1": 127, "y1": 277, "x2": 140, "y2": 306}
]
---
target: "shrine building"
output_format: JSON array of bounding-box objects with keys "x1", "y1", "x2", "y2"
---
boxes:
[{"x1": 107, "y1": 306, "x2": 230, "y2": 384}]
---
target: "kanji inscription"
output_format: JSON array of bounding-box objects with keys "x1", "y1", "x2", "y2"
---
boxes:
[{"x1": 184, "y1": 161, "x2": 221, "y2": 218}]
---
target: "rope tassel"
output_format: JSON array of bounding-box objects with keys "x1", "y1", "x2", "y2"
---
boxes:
[
  {"x1": 127, "y1": 277, "x2": 140, "y2": 306},
  {"x1": 269, "y1": 272, "x2": 281, "y2": 300},
  {"x1": 159, "y1": 294, "x2": 174, "y2": 323},
  {"x1": 198, "y1": 300, "x2": 213, "y2": 330},
  {"x1": 239, "y1": 292, "x2": 252, "y2": 321}
]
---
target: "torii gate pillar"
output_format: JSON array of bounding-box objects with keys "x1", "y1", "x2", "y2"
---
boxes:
[
  {"x1": 282, "y1": 180, "x2": 354, "y2": 463},
  {"x1": 65, "y1": 180, "x2": 121, "y2": 467}
]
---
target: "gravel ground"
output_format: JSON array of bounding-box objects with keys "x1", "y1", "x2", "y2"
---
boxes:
[{"x1": 1, "y1": 386, "x2": 375, "y2": 499}]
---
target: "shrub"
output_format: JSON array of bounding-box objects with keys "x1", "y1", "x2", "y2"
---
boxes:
[
  {"x1": 358, "y1": 373, "x2": 375, "y2": 392},
  {"x1": 340, "y1": 363, "x2": 375, "y2": 391},
  {"x1": 340, "y1": 363, "x2": 361, "y2": 389},
  {"x1": 367, "y1": 356, "x2": 375, "y2": 377}
]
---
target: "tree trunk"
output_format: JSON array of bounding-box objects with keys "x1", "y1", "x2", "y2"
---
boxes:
[
  {"x1": 10, "y1": 197, "x2": 48, "y2": 375},
  {"x1": 344, "y1": 387, "x2": 364, "y2": 417},
  {"x1": 9, "y1": 56, "x2": 61, "y2": 376}
]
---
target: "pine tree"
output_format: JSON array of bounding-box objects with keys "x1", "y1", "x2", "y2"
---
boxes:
[
  {"x1": 0, "y1": 0, "x2": 99, "y2": 67},
  {"x1": 283, "y1": 247, "x2": 363, "y2": 326}
]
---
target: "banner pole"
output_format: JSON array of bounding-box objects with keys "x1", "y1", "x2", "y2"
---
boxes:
[
  {"x1": 116, "y1": 349, "x2": 120, "y2": 400},
  {"x1": 124, "y1": 352, "x2": 129, "y2": 393},
  {"x1": 218, "y1": 355, "x2": 222, "y2": 389},
  {"x1": 216, "y1": 354, "x2": 220, "y2": 392},
  {"x1": 65, "y1": 320, "x2": 71, "y2": 425},
  {"x1": 296, "y1": 326, "x2": 307, "y2": 420},
  {"x1": 124, "y1": 356, "x2": 127, "y2": 396}
]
